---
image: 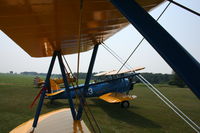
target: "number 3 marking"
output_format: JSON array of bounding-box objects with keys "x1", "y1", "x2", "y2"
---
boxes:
[{"x1": 88, "y1": 88, "x2": 93, "y2": 95}]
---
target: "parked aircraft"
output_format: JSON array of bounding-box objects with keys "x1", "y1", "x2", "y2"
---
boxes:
[{"x1": 45, "y1": 67, "x2": 144, "y2": 108}]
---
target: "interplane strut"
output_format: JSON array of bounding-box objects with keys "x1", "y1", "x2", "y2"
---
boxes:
[{"x1": 32, "y1": 44, "x2": 99, "y2": 130}]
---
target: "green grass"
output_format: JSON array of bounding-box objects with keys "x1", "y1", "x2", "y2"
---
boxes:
[{"x1": 0, "y1": 74, "x2": 199, "y2": 133}]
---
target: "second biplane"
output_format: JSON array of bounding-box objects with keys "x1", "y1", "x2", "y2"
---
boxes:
[{"x1": 44, "y1": 67, "x2": 144, "y2": 108}]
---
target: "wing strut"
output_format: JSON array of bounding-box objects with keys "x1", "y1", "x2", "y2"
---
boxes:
[
  {"x1": 32, "y1": 51, "x2": 57, "y2": 130},
  {"x1": 32, "y1": 51, "x2": 77, "y2": 131},
  {"x1": 77, "y1": 44, "x2": 99, "y2": 120},
  {"x1": 110, "y1": 0, "x2": 200, "y2": 98}
]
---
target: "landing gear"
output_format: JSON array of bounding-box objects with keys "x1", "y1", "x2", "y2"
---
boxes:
[{"x1": 120, "y1": 101, "x2": 130, "y2": 108}]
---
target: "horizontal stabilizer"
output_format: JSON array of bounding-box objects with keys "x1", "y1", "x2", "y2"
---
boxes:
[{"x1": 99, "y1": 92, "x2": 137, "y2": 103}]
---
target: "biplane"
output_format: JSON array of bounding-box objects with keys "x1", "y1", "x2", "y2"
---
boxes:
[
  {"x1": 44, "y1": 67, "x2": 144, "y2": 108},
  {"x1": 33, "y1": 76, "x2": 45, "y2": 88},
  {"x1": 33, "y1": 74, "x2": 76, "y2": 88},
  {"x1": 1, "y1": 0, "x2": 200, "y2": 132}
]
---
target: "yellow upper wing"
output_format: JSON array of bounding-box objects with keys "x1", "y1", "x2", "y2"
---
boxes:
[
  {"x1": 99, "y1": 92, "x2": 137, "y2": 103},
  {"x1": 0, "y1": 0, "x2": 163, "y2": 57},
  {"x1": 94, "y1": 67, "x2": 145, "y2": 76}
]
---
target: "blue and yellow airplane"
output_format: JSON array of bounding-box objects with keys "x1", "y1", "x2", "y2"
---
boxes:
[{"x1": 44, "y1": 67, "x2": 144, "y2": 108}]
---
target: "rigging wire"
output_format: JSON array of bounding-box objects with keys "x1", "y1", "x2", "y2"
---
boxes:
[
  {"x1": 137, "y1": 75, "x2": 200, "y2": 132},
  {"x1": 62, "y1": 55, "x2": 102, "y2": 133},
  {"x1": 103, "y1": 40, "x2": 200, "y2": 133},
  {"x1": 102, "y1": 44, "x2": 127, "y2": 67},
  {"x1": 62, "y1": 56, "x2": 80, "y2": 110},
  {"x1": 83, "y1": 99, "x2": 102, "y2": 133},
  {"x1": 62, "y1": 55, "x2": 97, "y2": 133},
  {"x1": 116, "y1": 38, "x2": 144, "y2": 73},
  {"x1": 101, "y1": 2, "x2": 200, "y2": 132},
  {"x1": 76, "y1": 0, "x2": 102, "y2": 129},
  {"x1": 102, "y1": 43, "x2": 133, "y2": 70},
  {"x1": 76, "y1": 0, "x2": 84, "y2": 85},
  {"x1": 116, "y1": 1, "x2": 172, "y2": 74},
  {"x1": 136, "y1": 76, "x2": 200, "y2": 132},
  {"x1": 166, "y1": 0, "x2": 200, "y2": 17},
  {"x1": 62, "y1": 55, "x2": 76, "y2": 79},
  {"x1": 63, "y1": 0, "x2": 102, "y2": 131}
]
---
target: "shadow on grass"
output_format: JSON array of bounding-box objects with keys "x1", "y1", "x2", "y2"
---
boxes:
[
  {"x1": 43, "y1": 98, "x2": 161, "y2": 128},
  {"x1": 91, "y1": 99, "x2": 161, "y2": 128}
]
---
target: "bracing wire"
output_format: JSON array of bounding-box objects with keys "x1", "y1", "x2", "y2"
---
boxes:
[
  {"x1": 62, "y1": 55, "x2": 80, "y2": 110},
  {"x1": 62, "y1": 1, "x2": 102, "y2": 131},
  {"x1": 76, "y1": 0, "x2": 84, "y2": 85},
  {"x1": 101, "y1": 2, "x2": 200, "y2": 132},
  {"x1": 116, "y1": 38, "x2": 144, "y2": 73},
  {"x1": 62, "y1": 55, "x2": 101, "y2": 133},
  {"x1": 136, "y1": 75, "x2": 200, "y2": 133},
  {"x1": 103, "y1": 39, "x2": 200, "y2": 133},
  {"x1": 62, "y1": 56, "x2": 101, "y2": 132},
  {"x1": 76, "y1": 0, "x2": 102, "y2": 130},
  {"x1": 137, "y1": 75, "x2": 200, "y2": 132},
  {"x1": 116, "y1": 1, "x2": 172, "y2": 74},
  {"x1": 102, "y1": 43, "x2": 126, "y2": 67},
  {"x1": 102, "y1": 43, "x2": 133, "y2": 70},
  {"x1": 166, "y1": 0, "x2": 200, "y2": 17},
  {"x1": 62, "y1": 55, "x2": 76, "y2": 79}
]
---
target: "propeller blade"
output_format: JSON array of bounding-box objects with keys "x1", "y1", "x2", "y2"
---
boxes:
[{"x1": 30, "y1": 87, "x2": 47, "y2": 108}]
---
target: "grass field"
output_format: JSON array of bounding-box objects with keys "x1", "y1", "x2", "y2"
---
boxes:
[{"x1": 0, "y1": 73, "x2": 199, "y2": 133}]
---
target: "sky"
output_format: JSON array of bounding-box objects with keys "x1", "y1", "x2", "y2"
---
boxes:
[{"x1": 0, "y1": 0, "x2": 199, "y2": 74}]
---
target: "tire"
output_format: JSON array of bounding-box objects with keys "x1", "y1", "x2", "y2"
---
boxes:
[{"x1": 121, "y1": 101, "x2": 130, "y2": 108}]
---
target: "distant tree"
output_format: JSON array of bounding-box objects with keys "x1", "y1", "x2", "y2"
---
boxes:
[
  {"x1": 9, "y1": 71, "x2": 13, "y2": 74},
  {"x1": 168, "y1": 71, "x2": 186, "y2": 88},
  {"x1": 20, "y1": 71, "x2": 38, "y2": 75},
  {"x1": 140, "y1": 73, "x2": 172, "y2": 84}
]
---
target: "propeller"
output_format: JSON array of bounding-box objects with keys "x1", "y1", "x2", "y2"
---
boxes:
[
  {"x1": 30, "y1": 86, "x2": 47, "y2": 108},
  {"x1": 126, "y1": 76, "x2": 137, "y2": 94}
]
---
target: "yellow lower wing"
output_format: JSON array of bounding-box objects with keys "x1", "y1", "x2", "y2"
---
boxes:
[
  {"x1": 99, "y1": 92, "x2": 137, "y2": 103},
  {"x1": 46, "y1": 89, "x2": 65, "y2": 96}
]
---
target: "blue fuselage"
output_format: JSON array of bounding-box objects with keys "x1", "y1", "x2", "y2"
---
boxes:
[{"x1": 47, "y1": 78, "x2": 131, "y2": 100}]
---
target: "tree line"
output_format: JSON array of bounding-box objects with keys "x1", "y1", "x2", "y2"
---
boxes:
[{"x1": 20, "y1": 71, "x2": 186, "y2": 87}]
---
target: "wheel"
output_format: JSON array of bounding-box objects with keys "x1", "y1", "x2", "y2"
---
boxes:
[{"x1": 121, "y1": 101, "x2": 130, "y2": 108}]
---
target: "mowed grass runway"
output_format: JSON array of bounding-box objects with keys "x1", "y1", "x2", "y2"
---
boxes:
[{"x1": 0, "y1": 73, "x2": 199, "y2": 133}]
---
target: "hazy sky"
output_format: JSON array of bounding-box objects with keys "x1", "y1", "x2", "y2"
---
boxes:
[{"x1": 0, "y1": 0, "x2": 199, "y2": 74}]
